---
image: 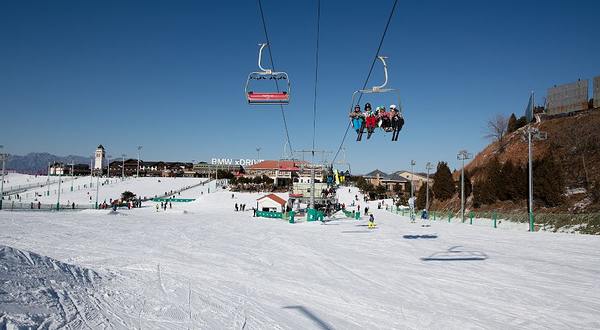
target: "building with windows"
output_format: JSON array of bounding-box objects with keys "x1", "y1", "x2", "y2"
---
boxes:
[
  {"x1": 193, "y1": 162, "x2": 244, "y2": 177},
  {"x1": 244, "y1": 160, "x2": 312, "y2": 185},
  {"x1": 94, "y1": 145, "x2": 105, "y2": 171},
  {"x1": 108, "y1": 159, "x2": 193, "y2": 177}
]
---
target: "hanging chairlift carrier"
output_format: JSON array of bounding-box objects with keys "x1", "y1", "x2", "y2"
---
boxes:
[
  {"x1": 246, "y1": 43, "x2": 290, "y2": 105},
  {"x1": 350, "y1": 56, "x2": 402, "y2": 115}
]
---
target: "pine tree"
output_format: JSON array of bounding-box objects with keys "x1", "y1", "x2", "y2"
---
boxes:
[
  {"x1": 507, "y1": 113, "x2": 518, "y2": 133},
  {"x1": 499, "y1": 160, "x2": 517, "y2": 201},
  {"x1": 486, "y1": 156, "x2": 502, "y2": 203},
  {"x1": 533, "y1": 152, "x2": 564, "y2": 207},
  {"x1": 416, "y1": 183, "x2": 427, "y2": 209},
  {"x1": 432, "y1": 162, "x2": 456, "y2": 201}
]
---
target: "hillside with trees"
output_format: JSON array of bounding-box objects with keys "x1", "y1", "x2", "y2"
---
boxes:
[{"x1": 425, "y1": 110, "x2": 600, "y2": 231}]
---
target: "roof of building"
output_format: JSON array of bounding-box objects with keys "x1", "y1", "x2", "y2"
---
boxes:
[
  {"x1": 363, "y1": 169, "x2": 388, "y2": 178},
  {"x1": 257, "y1": 194, "x2": 287, "y2": 205},
  {"x1": 246, "y1": 160, "x2": 309, "y2": 170},
  {"x1": 97, "y1": 145, "x2": 104, "y2": 149},
  {"x1": 381, "y1": 173, "x2": 409, "y2": 182}
]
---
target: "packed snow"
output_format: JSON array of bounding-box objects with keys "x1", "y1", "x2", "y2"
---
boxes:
[{"x1": 1, "y1": 177, "x2": 600, "y2": 329}]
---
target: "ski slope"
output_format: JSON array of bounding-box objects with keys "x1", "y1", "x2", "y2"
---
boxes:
[
  {"x1": 2, "y1": 174, "x2": 209, "y2": 205},
  {"x1": 1, "y1": 186, "x2": 599, "y2": 329}
]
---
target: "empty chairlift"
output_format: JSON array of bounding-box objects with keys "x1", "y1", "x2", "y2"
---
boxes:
[{"x1": 245, "y1": 43, "x2": 290, "y2": 105}]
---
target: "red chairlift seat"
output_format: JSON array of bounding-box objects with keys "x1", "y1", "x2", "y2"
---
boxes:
[{"x1": 247, "y1": 92, "x2": 289, "y2": 104}]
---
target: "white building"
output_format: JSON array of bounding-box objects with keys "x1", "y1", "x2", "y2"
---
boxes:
[
  {"x1": 256, "y1": 194, "x2": 287, "y2": 213},
  {"x1": 94, "y1": 145, "x2": 105, "y2": 170}
]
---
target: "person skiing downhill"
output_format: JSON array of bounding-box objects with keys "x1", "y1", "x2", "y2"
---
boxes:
[{"x1": 390, "y1": 105, "x2": 404, "y2": 141}]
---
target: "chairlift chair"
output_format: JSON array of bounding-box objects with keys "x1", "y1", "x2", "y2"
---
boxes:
[
  {"x1": 349, "y1": 56, "x2": 403, "y2": 140},
  {"x1": 246, "y1": 43, "x2": 290, "y2": 105}
]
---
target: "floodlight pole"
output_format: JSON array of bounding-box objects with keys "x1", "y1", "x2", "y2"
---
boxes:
[
  {"x1": 136, "y1": 146, "x2": 142, "y2": 177},
  {"x1": 0, "y1": 146, "x2": 6, "y2": 210},
  {"x1": 256, "y1": 147, "x2": 261, "y2": 162},
  {"x1": 89, "y1": 156, "x2": 93, "y2": 187},
  {"x1": 121, "y1": 154, "x2": 126, "y2": 178},
  {"x1": 56, "y1": 164, "x2": 62, "y2": 211},
  {"x1": 107, "y1": 154, "x2": 112, "y2": 177},
  {"x1": 426, "y1": 162, "x2": 434, "y2": 213},
  {"x1": 410, "y1": 159, "x2": 415, "y2": 200},
  {"x1": 95, "y1": 173, "x2": 100, "y2": 209},
  {"x1": 69, "y1": 161, "x2": 75, "y2": 192},
  {"x1": 457, "y1": 149, "x2": 473, "y2": 223}
]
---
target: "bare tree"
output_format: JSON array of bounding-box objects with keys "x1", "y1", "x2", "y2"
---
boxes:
[
  {"x1": 554, "y1": 115, "x2": 600, "y2": 187},
  {"x1": 483, "y1": 114, "x2": 509, "y2": 152}
]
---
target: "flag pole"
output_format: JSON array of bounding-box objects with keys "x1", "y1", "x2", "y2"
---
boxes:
[{"x1": 528, "y1": 91, "x2": 534, "y2": 232}]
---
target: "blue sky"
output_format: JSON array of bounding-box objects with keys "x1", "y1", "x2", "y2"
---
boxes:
[{"x1": 1, "y1": 0, "x2": 598, "y2": 174}]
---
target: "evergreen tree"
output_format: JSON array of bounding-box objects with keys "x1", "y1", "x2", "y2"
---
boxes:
[
  {"x1": 514, "y1": 164, "x2": 528, "y2": 200},
  {"x1": 533, "y1": 152, "x2": 564, "y2": 207},
  {"x1": 499, "y1": 160, "x2": 517, "y2": 201},
  {"x1": 507, "y1": 113, "x2": 518, "y2": 133},
  {"x1": 515, "y1": 116, "x2": 527, "y2": 129},
  {"x1": 432, "y1": 162, "x2": 455, "y2": 201},
  {"x1": 416, "y1": 183, "x2": 427, "y2": 209},
  {"x1": 486, "y1": 156, "x2": 502, "y2": 202}
]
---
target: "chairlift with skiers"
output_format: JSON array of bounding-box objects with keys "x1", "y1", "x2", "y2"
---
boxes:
[
  {"x1": 348, "y1": 56, "x2": 404, "y2": 141},
  {"x1": 245, "y1": 43, "x2": 290, "y2": 105}
]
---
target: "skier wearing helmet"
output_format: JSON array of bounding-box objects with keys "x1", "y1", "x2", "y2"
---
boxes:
[
  {"x1": 390, "y1": 105, "x2": 404, "y2": 141},
  {"x1": 349, "y1": 105, "x2": 365, "y2": 141},
  {"x1": 366, "y1": 104, "x2": 377, "y2": 139}
]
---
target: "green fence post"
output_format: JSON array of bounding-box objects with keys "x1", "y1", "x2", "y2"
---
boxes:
[
  {"x1": 402, "y1": 209, "x2": 405, "y2": 217},
  {"x1": 448, "y1": 211, "x2": 451, "y2": 222},
  {"x1": 433, "y1": 210, "x2": 436, "y2": 220},
  {"x1": 56, "y1": 203, "x2": 59, "y2": 211},
  {"x1": 470, "y1": 211, "x2": 473, "y2": 225},
  {"x1": 494, "y1": 211, "x2": 497, "y2": 228},
  {"x1": 529, "y1": 212, "x2": 534, "y2": 232}
]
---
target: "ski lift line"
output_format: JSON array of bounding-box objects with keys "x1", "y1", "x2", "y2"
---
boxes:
[
  {"x1": 331, "y1": 0, "x2": 398, "y2": 164},
  {"x1": 311, "y1": 0, "x2": 322, "y2": 151},
  {"x1": 257, "y1": 0, "x2": 294, "y2": 155}
]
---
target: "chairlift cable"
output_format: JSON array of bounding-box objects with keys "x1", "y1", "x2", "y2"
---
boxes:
[
  {"x1": 331, "y1": 0, "x2": 398, "y2": 164},
  {"x1": 257, "y1": 0, "x2": 294, "y2": 156},
  {"x1": 311, "y1": 0, "x2": 322, "y2": 151}
]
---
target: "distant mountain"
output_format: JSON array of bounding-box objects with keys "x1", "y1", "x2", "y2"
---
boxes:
[{"x1": 5, "y1": 153, "x2": 90, "y2": 173}]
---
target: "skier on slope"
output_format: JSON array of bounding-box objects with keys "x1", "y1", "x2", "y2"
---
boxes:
[{"x1": 368, "y1": 214, "x2": 375, "y2": 229}]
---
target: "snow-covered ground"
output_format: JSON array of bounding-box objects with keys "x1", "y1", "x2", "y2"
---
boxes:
[
  {"x1": 1, "y1": 185, "x2": 600, "y2": 329},
  {"x1": 2, "y1": 174, "x2": 209, "y2": 206}
]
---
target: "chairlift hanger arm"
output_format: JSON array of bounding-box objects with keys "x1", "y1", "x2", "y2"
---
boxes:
[
  {"x1": 257, "y1": 43, "x2": 271, "y2": 74},
  {"x1": 372, "y1": 56, "x2": 389, "y2": 92}
]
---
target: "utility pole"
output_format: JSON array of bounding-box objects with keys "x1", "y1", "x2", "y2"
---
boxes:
[
  {"x1": 136, "y1": 146, "x2": 142, "y2": 177},
  {"x1": 256, "y1": 147, "x2": 261, "y2": 163},
  {"x1": 425, "y1": 162, "x2": 434, "y2": 214},
  {"x1": 121, "y1": 154, "x2": 126, "y2": 178},
  {"x1": 457, "y1": 149, "x2": 473, "y2": 223}
]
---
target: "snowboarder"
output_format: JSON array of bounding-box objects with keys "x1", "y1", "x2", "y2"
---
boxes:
[
  {"x1": 368, "y1": 214, "x2": 376, "y2": 229},
  {"x1": 235, "y1": 203, "x2": 238, "y2": 212}
]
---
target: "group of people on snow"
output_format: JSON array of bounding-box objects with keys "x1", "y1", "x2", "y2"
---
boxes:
[{"x1": 349, "y1": 103, "x2": 404, "y2": 141}]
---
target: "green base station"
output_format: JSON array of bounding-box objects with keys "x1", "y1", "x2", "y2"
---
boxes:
[{"x1": 306, "y1": 209, "x2": 324, "y2": 222}]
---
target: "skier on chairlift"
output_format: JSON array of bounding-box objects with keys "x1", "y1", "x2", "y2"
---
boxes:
[
  {"x1": 378, "y1": 105, "x2": 392, "y2": 131},
  {"x1": 350, "y1": 105, "x2": 365, "y2": 141},
  {"x1": 366, "y1": 104, "x2": 377, "y2": 139},
  {"x1": 390, "y1": 105, "x2": 404, "y2": 141}
]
